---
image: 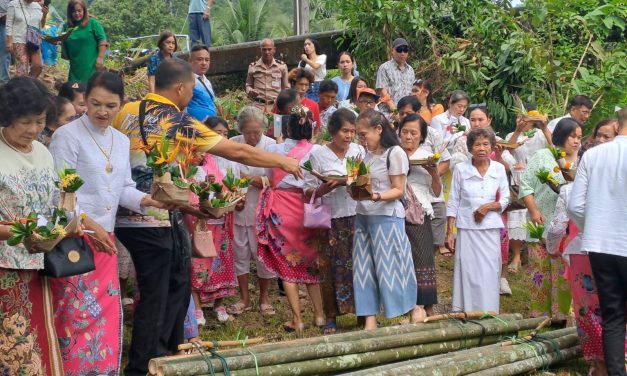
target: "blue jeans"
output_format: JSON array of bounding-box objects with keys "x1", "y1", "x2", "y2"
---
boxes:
[
  {"x1": 188, "y1": 12, "x2": 211, "y2": 47},
  {"x1": 0, "y1": 24, "x2": 10, "y2": 84}
]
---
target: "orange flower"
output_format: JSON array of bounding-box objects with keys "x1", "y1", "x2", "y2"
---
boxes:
[{"x1": 564, "y1": 162, "x2": 572, "y2": 170}]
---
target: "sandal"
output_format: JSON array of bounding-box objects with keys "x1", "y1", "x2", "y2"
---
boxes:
[
  {"x1": 322, "y1": 321, "x2": 337, "y2": 335},
  {"x1": 507, "y1": 260, "x2": 521, "y2": 274},
  {"x1": 439, "y1": 247, "x2": 453, "y2": 257},
  {"x1": 214, "y1": 306, "x2": 233, "y2": 323},
  {"x1": 227, "y1": 301, "x2": 252, "y2": 315},
  {"x1": 259, "y1": 303, "x2": 276, "y2": 316},
  {"x1": 283, "y1": 321, "x2": 306, "y2": 333}
]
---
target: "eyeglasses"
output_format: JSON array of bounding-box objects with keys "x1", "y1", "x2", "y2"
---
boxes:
[
  {"x1": 358, "y1": 99, "x2": 376, "y2": 105},
  {"x1": 395, "y1": 46, "x2": 409, "y2": 53}
]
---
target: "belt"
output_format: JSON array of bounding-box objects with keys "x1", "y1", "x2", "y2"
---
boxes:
[{"x1": 254, "y1": 97, "x2": 275, "y2": 105}]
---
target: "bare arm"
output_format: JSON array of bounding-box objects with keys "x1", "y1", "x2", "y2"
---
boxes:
[
  {"x1": 148, "y1": 76, "x2": 155, "y2": 93},
  {"x1": 381, "y1": 174, "x2": 406, "y2": 201},
  {"x1": 437, "y1": 160, "x2": 450, "y2": 177},
  {"x1": 210, "y1": 138, "x2": 303, "y2": 179},
  {"x1": 0, "y1": 226, "x2": 12, "y2": 241},
  {"x1": 96, "y1": 44, "x2": 107, "y2": 70}
]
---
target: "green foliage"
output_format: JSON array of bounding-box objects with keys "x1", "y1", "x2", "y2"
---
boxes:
[
  {"x1": 89, "y1": 0, "x2": 184, "y2": 42},
  {"x1": 327, "y1": 0, "x2": 627, "y2": 133}
]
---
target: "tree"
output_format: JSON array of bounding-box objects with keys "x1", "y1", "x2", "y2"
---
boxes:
[
  {"x1": 326, "y1": 0, "x2": 626, "y2": 132},
  {"x1": 89, "y1": 0, "x2": 183, "y2": 43}
]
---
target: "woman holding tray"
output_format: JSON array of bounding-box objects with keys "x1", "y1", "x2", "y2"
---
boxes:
[
  {"x1": 188, "y1": 116, "x2": 239, "y2": 324},
  {"x1": 257, "y1": 106, "x2": 324, "y2": 333},
  {"x1": 519, "y1": 118, "x2": 582, "y2": 322},
  {"x1": 48, "y1": 72, "x2": 164, "y2": 375},
  {"x1": 398, "y1": 113, "x2": 440, "y2": 319},
  {"x1": 350, "y1": 109, "x2": 417, "y2": 331},
  {"x1": 304, "y1": 108, "x2": 363, "y2": 334},
  {"x1": 446, "y1": 128, "x2": 510, "y2": 313}
]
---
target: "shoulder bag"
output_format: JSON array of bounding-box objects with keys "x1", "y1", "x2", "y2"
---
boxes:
[
  {"x1": 303, "y1": 191, "x2": 332, "y2": 229},
  {"x1": 19, "y1": 0, "x2": 42, "y2": 51}
]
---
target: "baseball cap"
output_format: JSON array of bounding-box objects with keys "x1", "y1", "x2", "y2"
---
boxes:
[{"x1": 392, "y1": 38, "x2": 409, "y2": 49}]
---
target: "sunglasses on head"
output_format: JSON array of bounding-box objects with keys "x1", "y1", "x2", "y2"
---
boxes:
[{"x1": 395, "y1": 46, "x2": 409, "y2": 53}]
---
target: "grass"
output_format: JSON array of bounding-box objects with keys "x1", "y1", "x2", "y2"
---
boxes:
[{"x1": 121, "y1": 251, "x2": 589, "y2": 375}]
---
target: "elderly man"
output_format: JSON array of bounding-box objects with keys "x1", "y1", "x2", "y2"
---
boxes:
[
  {"x1": 547, "y1": 95, "x2": 593, "y2": 132},
  {"x1": 568, "y1": 108, "x2": 627, "y2": 376},
  {"x1": 375, "y1": 37, "x2": 415, "y2": 104},
  {"x1": 246, "y1": 38, "x2": 289, "y2": 111},
  {"x1": 186, "y1": 44, "x2": 216, "y2": 121},
  {"x1": 113, "y1": 59, "x2": 301, "y2": 376}
]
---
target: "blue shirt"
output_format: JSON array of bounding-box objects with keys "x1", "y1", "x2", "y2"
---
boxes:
[
  {"x1": 332, "y1": 76, "x2": 352, "y2": 101},
  {"x1": 186, "y1": 75, "x2": 217, "y2": 122},
  {"x1": 188, "y1": 0, "x2": 208, "y2": 14}
]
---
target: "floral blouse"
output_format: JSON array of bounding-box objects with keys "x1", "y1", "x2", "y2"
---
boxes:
[
  {"x1": 0, "y1": 140, "x2": 56, "y2": 270},
  {"x1": 519, "y1": 148, "x2": 571, "y2": 239}
]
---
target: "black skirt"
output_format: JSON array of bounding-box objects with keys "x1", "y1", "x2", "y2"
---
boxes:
[{"x1": 406, "y1": 216, "x2": 438, "y2": 306}]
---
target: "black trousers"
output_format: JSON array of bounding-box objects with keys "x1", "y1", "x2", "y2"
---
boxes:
[
  {"x1": 589, "y1": 252, "x2": 627, "y2": 376},
  {"x1": 116, "y1": 225, "x2": 191, "y2": 376}
]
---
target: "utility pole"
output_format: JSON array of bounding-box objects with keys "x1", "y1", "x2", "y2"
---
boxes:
[{"x1": 293, "y1": 0, "x2": 310, "y2": 35}]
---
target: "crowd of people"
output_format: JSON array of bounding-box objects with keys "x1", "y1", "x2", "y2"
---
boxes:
[{"x1": 0, "y1": 1, "x2": 626, "y2": 375}]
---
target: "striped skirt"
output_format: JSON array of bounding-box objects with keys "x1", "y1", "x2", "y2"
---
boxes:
[{"x1": 353, "y1": 214, "x2": 417, "y2": 318}]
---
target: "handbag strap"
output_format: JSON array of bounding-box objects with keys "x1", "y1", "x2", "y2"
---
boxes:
[
  {"x1": 18, "y1": 0, "x2": 31, "y2": 28},
  {"x1": 197, "y1": 76, "x2": 215, "y2": 100}
]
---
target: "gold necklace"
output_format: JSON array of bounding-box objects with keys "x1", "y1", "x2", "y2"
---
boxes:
[
  {"x1": 0, "y1": 128, "x2": 33, "y2": 153},
  {"x1": 80, "y1": 118, "x2": 114, "y2": 173}
]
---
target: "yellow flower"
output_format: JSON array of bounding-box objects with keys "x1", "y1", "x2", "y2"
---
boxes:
[
  {"x1": 51, "y1": 224, "x2": 66, "y2": 238},
  {"x1": 80, "y1": 213, "x2": 87, "y2": 220},
  {"x1": 60, "y1": 173, "x2": 78, "y2": 190},
  {"x1": 433, "y1": 152, "x2": 440, "y2": 160},
  {"x1": 528, "y1": 110, "x2": 541, "y2": 116},
  {"x1": 560, "y1": 151, "x2": 566, "y2": 158},
  {"x1": 553, "y1": 166, "x2": 560, "y2": 173}
]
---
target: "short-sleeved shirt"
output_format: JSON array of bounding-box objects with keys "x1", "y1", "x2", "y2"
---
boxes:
[
  {"x1": 113, "y1": 93, "x2": 223, "y2": 226},
  {"x1": 302, "y1": 54, "x2": 327, "y2": 82},
  {"x1": 147, "y1": 52, "x2": 166, "y2": 77},
  {"x1": 6, "y1": 0, "x2": 42, "y2": 43},
  {"x1": 188, "y1": 0, "x2": 208, "y2": 13},
  {"x1": 332, "y1": 76, "x2": 352, "y2": 102},
  {"x1": 62, "y1": 18, "x2": 107, "y2": 83},
  {"x1": 375, "y1": 59, "x2": 415, "y2": 104},
  {"x1": 245, "y1": 58, "x2": 289, "y2": 104},
  {"x1": 356, "y1": 146, "x2": 409, "y2": 218}
]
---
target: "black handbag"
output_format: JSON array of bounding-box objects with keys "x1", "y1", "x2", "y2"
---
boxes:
[{"x1": 41, "y1": 237, "x2": 95, "y2": 278}]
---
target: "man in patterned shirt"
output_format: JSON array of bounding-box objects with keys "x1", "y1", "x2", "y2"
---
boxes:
[{"x1": 375, "y1": 38, "x2": 416, "y2": 104}]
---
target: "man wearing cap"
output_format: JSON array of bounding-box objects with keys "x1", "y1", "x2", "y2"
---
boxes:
[
  {"x1": 246, "y1": 38, "x2": 289, "y2": 112},
  {"x1": 376, "y1": 38, "x2": 415, "y2": 104}
]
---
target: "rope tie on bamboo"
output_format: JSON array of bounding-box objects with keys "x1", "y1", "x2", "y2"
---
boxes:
[
  {"x1": 191, "y1": 341, "x2": 218, "y2": 376},
  {"x1": 479, "y1": 311, "x2": 509, "y2": 326},
  {"x1": 465, "y1": 319, "x2": 487, "y2": 346},
  {"x1": 208, "y1": 341, "x2": 231, "y2": 376},
  {"x1": 445, "y1": 313, "x2": 470, "y2": 349},
  {"x1": 235, "y1": 329, "x2": 260, "y2": 376},
  {"x1": 531, "y1": 334, "x2": 564, "y2": 364}
]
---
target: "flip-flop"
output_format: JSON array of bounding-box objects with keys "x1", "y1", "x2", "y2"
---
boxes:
[
  {"x1": 259, "y1": 303, "x2": 276, "y2": 316},
  {"x1": 227, "y1": 301, "x2": 252, "y2": 315},
  {"x1": 439, "y1": 247, "x2": 453, "y2": 257},
  {"x1": 322, "y1": 321, "x2": 337, "y2": 335},
  {"x1": 283, "y1": 321, "x2": 306, "y2": 333},
  {"x1": 508, "y1": 260, "x2": 521, "y2": 273}
]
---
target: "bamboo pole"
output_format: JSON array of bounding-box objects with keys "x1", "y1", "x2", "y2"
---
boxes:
[
  {"x1": 467, "y1": 345, "x2": 583, "y2": 376},
  {"x1": 397, "y1": 333, "x2": 580, "y2": 376},
  {"x1": 423, "y1": 311, "x2": 497, "y2": 323},
  {"x1": 341, "y1": 327, "x2": 577, "y2": 376},
  {"x1": 500, "y1": 316, "x2": 552, "y2": 346},
  {"x1": 210, "y1": 335, "x2": 507, "y2": 376},
  {"x1": 155, "y1": 317, "x2": 546, "y2": 376},
  {"x1": 177, "y1": 338, "x2": 264, "y2": 351},
  {"x1": 150, "y1": 314, "x2": 524, "y2": 373}
]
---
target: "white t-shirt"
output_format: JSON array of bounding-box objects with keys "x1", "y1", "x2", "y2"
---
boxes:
[
  {"x1": 407, "y1": 148, "x2": 436, "y2": 217},
  {"x1": 356, "y1": 146, "x2": 409, "y2": 218},
  {"x1": 303, "y1": 54, "x2": 327, "y2": 82}
]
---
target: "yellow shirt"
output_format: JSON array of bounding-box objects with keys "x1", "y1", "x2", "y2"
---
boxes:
[{"x1": 113, "y1": 93, "x2": 222, "y2": 171}]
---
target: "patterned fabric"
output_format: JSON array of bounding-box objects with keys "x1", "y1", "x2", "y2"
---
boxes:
[
  {"x1": 405, "y1": 216, "x2": 438, "y2": 306},
  {"x1": 11, "y1": 42, "x2": 30, "y2": 77},
  {"x1": 147, "y1": 52, "x2": 165, "y2": 76},
  {"x1": 352, "y1": 214, "x2": 417, "y2": 318},
  {"x1": 375, "y1": 59, "x2": 415, "y2": 104},
  {"x1": 183, "y1": 297, "x2": 198, "y2": 340},
  {"x1": 256, "y1": 188, "x2": 320, "y2": 284},
  {"x1": 319, "y1": 216, "x2": 355, "y2": 318},
  {"x1": 569, "y1": 254, "x2": 627, "y2": 362},
  {"x1": 306, "y1": 81, "x2": 321, "y2": 103},
  {"x1": 0, "y1": 140, "x2": 56, "y2": 270},
  {"x1": 519, "y1": 148, "x2": 569, "y2": 239},
  {"x1": 528, "y1": 242, "x2": 572, "y2": 320},
  {"x1": 500, "y1": 225, "x2": 509, "y2": 266},
  {"x1": 0, "y1": 269, "x2": 64, "y2": 376},
  {"x1": 49, "y1": 238, "x2": 123, "y2": 376},
  {"x1": 191, "y1": 218, "x2": 237, "y2": 303}
]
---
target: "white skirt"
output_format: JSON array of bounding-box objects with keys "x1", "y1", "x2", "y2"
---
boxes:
[
  {"x1": 506, "y1": 209, "x2": 528, "y2": 240},
  {"x1": 452, "y1": 228, "x2": 501, "y2": 313}
]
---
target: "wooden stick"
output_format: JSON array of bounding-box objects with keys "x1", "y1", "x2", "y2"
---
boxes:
[
  {"x1": 500, "y1": 316, "x2": 551, "y2": 346},
  {"x1": 423, "y1": 311, "x2": 497, "y2": 323},
  {"x1": 177, "y1": 337, "x2": 264, "y2": 351}
]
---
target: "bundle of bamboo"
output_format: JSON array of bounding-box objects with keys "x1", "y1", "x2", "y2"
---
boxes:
[
  {"x1": 149, "y1": 315, "x2": 551, "y2": 376},
  {"x1": 342, "y1": 327, "x2": 580, "y2": 376}
]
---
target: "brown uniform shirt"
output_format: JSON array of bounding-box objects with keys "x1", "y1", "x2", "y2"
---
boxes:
[{"x1": 246, "y1": 58, "x2": 289, "y2": 107}]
